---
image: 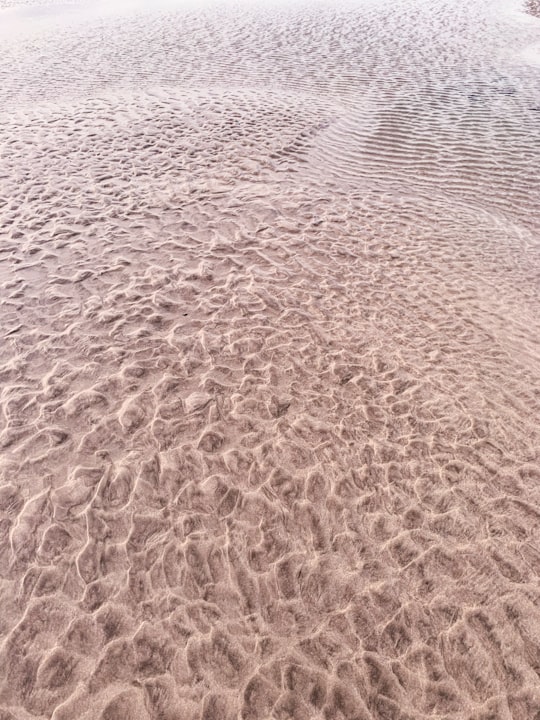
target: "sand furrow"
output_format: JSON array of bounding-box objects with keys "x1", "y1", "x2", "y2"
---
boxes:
[{"x1": 0, "y1": 0, "x2": 539, "y2": 718}]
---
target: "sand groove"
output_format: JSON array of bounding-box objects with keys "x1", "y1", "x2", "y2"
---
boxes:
[{"x1": 0, "y1": 0, "x2": 540, "y2": 718}]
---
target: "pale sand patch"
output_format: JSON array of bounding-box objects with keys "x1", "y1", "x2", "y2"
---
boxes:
[{"x1": 0, "y1": 0, "x2": 539, "y2": 718}]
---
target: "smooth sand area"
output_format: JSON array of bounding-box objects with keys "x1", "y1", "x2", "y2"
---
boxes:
[{"x1": 0, "y1": 0, "x2": 539, "y2": 718}]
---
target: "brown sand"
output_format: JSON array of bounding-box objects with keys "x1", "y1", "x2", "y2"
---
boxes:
[
  {"x1": 525, "y1": 0, "x2": 540, "y2": 18},
  {"x1": 1, "y1": 0, "x2": 540, "y2": 718}
]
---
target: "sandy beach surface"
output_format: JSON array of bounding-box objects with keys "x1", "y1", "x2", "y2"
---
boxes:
[{"x1": 0, "y1": 0, "x2": 539, "y2": 717}]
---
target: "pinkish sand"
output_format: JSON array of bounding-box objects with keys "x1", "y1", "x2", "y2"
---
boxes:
[{"x1": 0, "y1": 0, "x2": 540, "y2": 718}]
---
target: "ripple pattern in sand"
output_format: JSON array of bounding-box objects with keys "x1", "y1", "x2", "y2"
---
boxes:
[{"x1": 0, "y1": 0, "x2": 540, "y2": 719}]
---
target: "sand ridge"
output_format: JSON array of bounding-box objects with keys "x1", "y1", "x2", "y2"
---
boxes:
[{"x1": 0, "y1": 0, "x2": 540, "y2": 718}]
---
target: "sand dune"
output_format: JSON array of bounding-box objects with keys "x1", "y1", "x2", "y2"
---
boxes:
[{"x1": 0, "y1": 0, "x2": 539, "y2": 718}]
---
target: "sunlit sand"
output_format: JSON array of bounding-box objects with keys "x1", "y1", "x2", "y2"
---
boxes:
[{"x1": 0, "y1": 0, "x2": 539, "y2": 718}]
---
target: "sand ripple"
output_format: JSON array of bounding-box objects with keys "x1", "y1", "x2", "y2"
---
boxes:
[{"x1": 0, "y1": 0, "x2": 539, "y2": 718}]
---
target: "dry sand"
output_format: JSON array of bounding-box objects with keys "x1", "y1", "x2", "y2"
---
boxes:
[{"x1": 0, "y1": 0, "x2": 540, "y2": 718}]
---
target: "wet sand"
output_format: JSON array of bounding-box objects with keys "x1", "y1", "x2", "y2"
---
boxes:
[{"x1": 0, "y1": 0, "x2": 539, "y2": 718}]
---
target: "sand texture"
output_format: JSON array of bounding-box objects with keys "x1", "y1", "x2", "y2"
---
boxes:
[{"x1": 0, "y1": 0, "x2": 540, "y2": 717}]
